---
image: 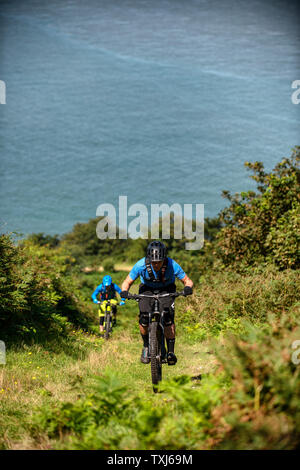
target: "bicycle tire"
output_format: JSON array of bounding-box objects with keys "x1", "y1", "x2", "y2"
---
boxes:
[
  {"x1": 105, "y1": 313, "x2": 111, "y2": 340},
  {"x1": 149, "y1": 322, "x2": 162, "y2": 392}
]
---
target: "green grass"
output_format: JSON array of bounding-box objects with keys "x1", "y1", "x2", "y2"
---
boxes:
[
  {"x1": 1, "y1": 268, "x2": 300, "y2": 450},
  {"x1": 0, "y1": 273, "x2": 220, "y2": 450}
]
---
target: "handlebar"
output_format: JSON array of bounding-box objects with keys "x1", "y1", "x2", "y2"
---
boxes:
[{"x1": 126, "y1": 291, "x2": 187, "y2": 301}]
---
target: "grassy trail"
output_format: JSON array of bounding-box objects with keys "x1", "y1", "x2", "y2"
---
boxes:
[{"x1": 0, "y1": 295, "x2": 217, "y2": 450}]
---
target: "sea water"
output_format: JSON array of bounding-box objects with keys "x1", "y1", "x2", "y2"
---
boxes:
[{"x1": 0, "y1": 0, "x2": 299, "y2": 236}]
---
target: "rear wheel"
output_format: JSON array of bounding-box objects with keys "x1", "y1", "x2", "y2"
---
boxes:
[
  {"x1": 105, "y1": 313, "x2": 111, "y2": 340},
  {"x1": 149, "y1": 322, "x2": 162, "y2": 392}
]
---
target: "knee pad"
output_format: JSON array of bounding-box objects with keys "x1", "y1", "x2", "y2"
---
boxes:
[
  {"x1": 139, "y1": 313, "x2": 149, "y2": 326},
  {"x1": 163, "y1": 309, "x2": 174, "y2": 326}
]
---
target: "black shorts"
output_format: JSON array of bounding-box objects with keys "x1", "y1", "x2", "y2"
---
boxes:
[{"x1": 138, "y1": 283, "x2": 176, "y2": 327}]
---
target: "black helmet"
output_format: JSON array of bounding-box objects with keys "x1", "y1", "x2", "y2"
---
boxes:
[{"x1": 147, "y1": 241, "x2": 167, "y2": 262}]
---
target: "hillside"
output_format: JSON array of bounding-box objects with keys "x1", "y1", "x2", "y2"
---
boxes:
[{"x1": 0, "y1": 148, "x2": 299, "y2": 450}]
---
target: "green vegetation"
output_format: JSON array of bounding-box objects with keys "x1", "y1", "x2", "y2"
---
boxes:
[
  {"x1": 217, "y1": 147, "x2": 300, "y2": 270},
  {"x1": 0, "y1": 234, "x2": 94, "y2": 345},
  {"x1": 0, "y1": 148, "x2": 299, "y2": 449}
]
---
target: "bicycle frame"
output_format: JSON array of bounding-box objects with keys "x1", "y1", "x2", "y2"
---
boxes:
[{"x1": 99, "y1": 299, "x2": 119, "y2": 340}]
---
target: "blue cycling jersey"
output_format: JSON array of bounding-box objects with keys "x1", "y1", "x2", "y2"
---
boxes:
[
  {"x1": 129, "y1": 257, "x2": 186, "y2": 288},
  {"x1": 91, "y1": 283, "x2": 122, "y2": 302}
]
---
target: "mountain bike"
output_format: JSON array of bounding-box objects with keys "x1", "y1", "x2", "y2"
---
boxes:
[
  {"x1": 127, "y1": 290, "x2": 186, "y2": 392},
  {"x1": 98, "y1": 300, "x2": 119, "y2": 340}
]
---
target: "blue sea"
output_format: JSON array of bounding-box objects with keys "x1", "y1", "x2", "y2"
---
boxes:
[{"x1": 0, "y1": 0, "x2": 299, "y2": 236}]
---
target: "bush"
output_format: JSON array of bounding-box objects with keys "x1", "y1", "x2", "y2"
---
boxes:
[
  {"x1": 0, "y1": 234, "x2": 93, "y2": 343},
  {"x1": 102, "y1": 258, "x2": 115, "y2": 272},
  {"x1": 216, "y1": 147, "x2": 300, "y2": 270},
  {"x1": 26, "y1": 233, "x2": 60, "y2": 248},
  {"x1": 208, "y1": 305, "x2": 300, "y2": 449},
  {"x1": 177, "y1": 267, "x2": 300, "y2": 336},
  {"x1": 61, "y1": 218, "x2": 129, "y2": 265}
]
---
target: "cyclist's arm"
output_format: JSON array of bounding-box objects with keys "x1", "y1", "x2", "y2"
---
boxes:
[
  {"x1": 122, "y1": 260, "x2": 142, "y2": 292},
  {"x1": 172, "y1": 260, "x2": 193, "y2": 288},
  {"x1": 121, "y1": 275, "x2": 134, "y2": 292},
  {"x1": 114, "y1": 283, "x2": 126, "y2": 302},
  {"x1": 91, "y1": 284, "x2": 102, "y2": 303},
  {"x1": 180, "y1": 274, "x2": 193, "y2": 288},
  {"x1": 114, "y1": 283, "x2": 122, "y2": 295}
]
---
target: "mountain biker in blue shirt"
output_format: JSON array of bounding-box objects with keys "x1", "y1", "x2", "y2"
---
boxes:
[
  {"x1": 121, "y1": 241, "x2": 193, "y2": 365},
  {"x1": 92, "y1": 275, "x2": 125, "y2": 334}
]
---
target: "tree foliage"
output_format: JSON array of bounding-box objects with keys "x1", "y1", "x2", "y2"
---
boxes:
[
  {"x1": 0, "y1": 234, "x2": 93, "y2": 343},
  {"x1": 216, "y1": 147, "x2": 300, "y2": 269}
]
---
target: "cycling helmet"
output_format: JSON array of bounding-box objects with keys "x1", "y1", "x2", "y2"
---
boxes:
[
  {"x1": 146, "y1": 241, "x2": 167, "y2": 262},
  {"x1": 103, "y1": 275, "x2": 112, "y2": 287}
]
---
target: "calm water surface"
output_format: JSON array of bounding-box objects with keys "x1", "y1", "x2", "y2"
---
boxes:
[{"x1": 0, "y1": 0, "x2": 299, "y2": 235}]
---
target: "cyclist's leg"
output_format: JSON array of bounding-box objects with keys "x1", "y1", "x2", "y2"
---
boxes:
[
  {"x1": 138, "y1": 284, "x2": 155, "y2": 334},
  {"x1": 165, "y1": 322, "x2": 176, "y2": 365},
  {"x1": 160, "y1": 283, "x2": 176, "y2": 339},
  {"x1": 110, "y1": 299, "x2": 118, "y2": 325},
  {"x1": 138, "y1": 284, "x2": 154, "y2": 363},
  {"x1": 160, "y1": 284, "x2": 177, "y2": 365}
]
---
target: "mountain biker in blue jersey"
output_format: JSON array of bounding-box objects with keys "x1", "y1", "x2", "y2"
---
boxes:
[
  {"x1": 92, "y1": 275, "x2": 125, "y2": 334},
  {"x1": 121, "y1": 241, "x2": 193, "y2": 365}
]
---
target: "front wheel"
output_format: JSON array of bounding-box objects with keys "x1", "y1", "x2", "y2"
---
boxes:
[
  {"x1": 104, "y1": 313, "x2": 111, "y2": 340},
  {"x1": 149, "y1": 322, "x2": 162, "y2": 392}
]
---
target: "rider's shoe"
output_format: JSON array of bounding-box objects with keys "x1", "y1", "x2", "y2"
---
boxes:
[
  {"x1": 112, "y1": 318, "x2": 117, "y2": 327},
  {"x1": 167, "y1": 352, "x2": 177, "y2": 366},
  {"x1": 161, "y1": 352, "x2": 167, "y2": 364},
  {"x1": 140, "y1": 347, "x2": 150, "y2": 364}
]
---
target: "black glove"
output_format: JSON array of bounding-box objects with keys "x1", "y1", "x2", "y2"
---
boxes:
[
  {"x1": 120, "y1": 290, "x2": 129, "y2": 299},
  {"x1": 183, "y1": 286, "x2": 193, "y2": 296}
]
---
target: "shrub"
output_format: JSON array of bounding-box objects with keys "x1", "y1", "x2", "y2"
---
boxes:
[
  {"x1": 177, "y1": 267, "x2": 300, "y2": 335},
  {"x1": 26, "y1": 233, "x2": 60, "y2": 248},
  {"x1": 208, "y1": 305, "x2": 300, "y2": 449},
  {"x1": 216, "y1": 147, "x2": 300, "y2": 270},
  {"x1": 0, "y1": 234, "x2": 93, "y2": 343},
  {"x1": 102, "y1": 258, "x2": 115, "y2": 272}
]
